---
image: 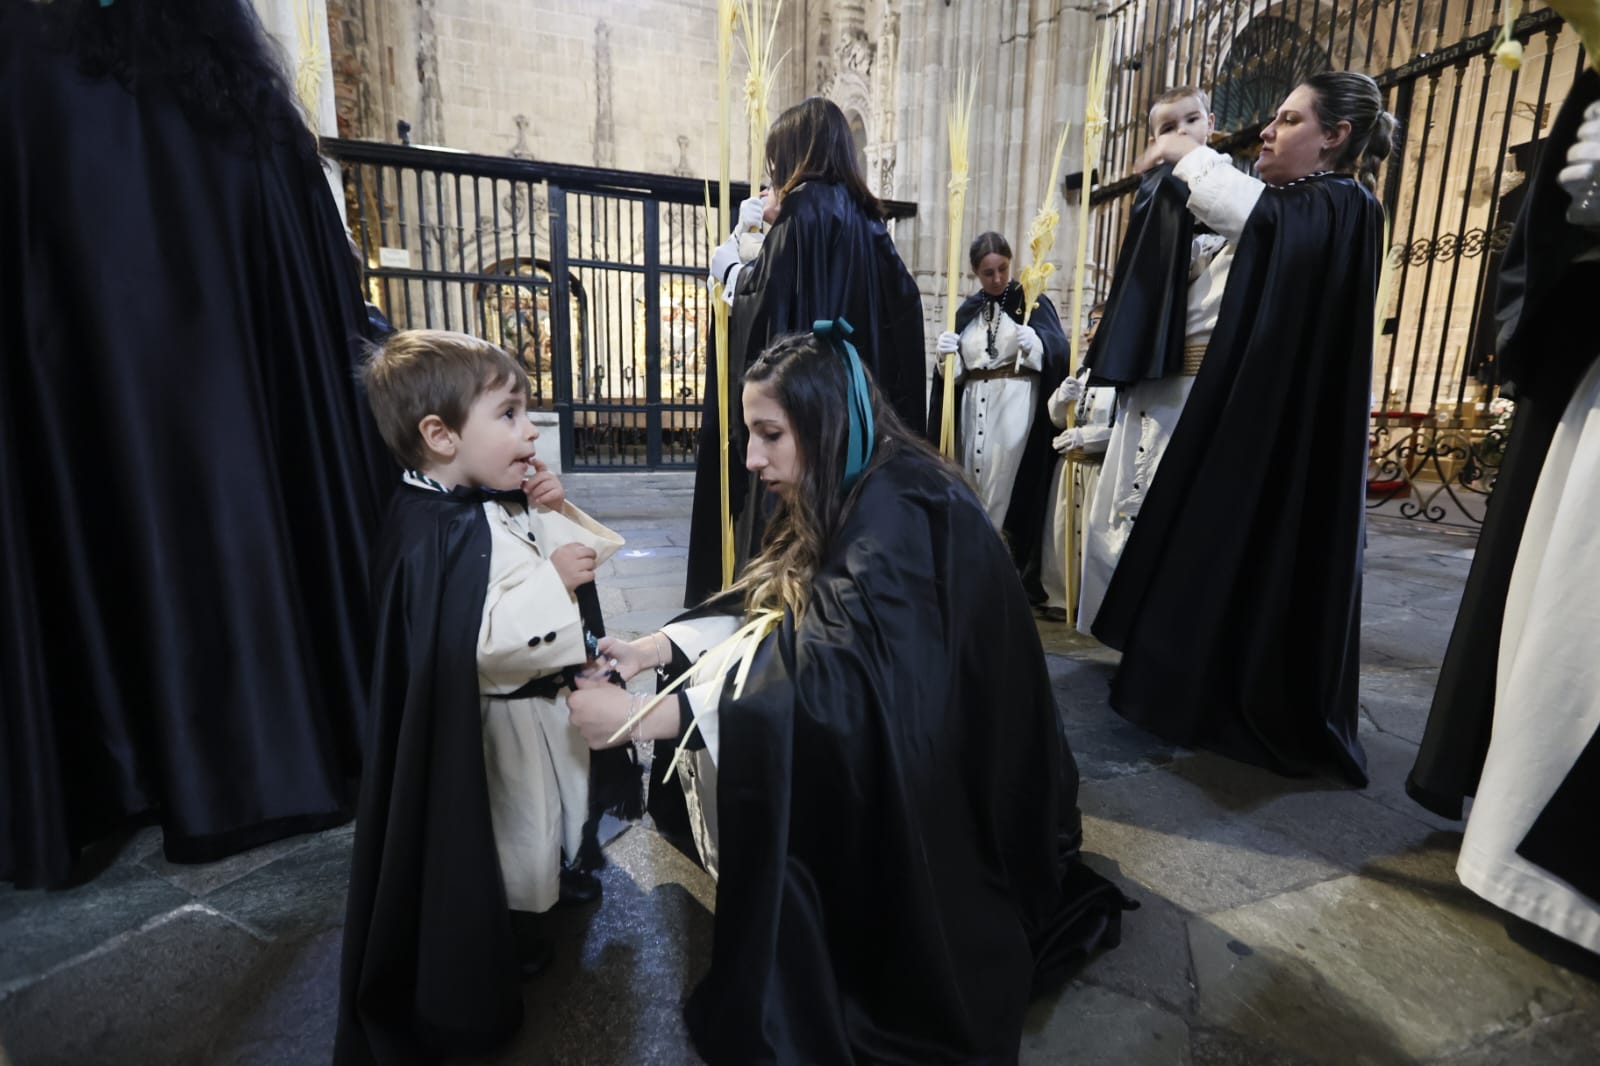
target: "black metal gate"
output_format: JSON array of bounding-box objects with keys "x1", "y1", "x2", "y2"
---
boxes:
[
  {"x1": 325, "y1": 139, "x2": 750, "y2": 470},
  {"x1": 1085, "y1": 0, "x2": 1588, "y2": 526}
]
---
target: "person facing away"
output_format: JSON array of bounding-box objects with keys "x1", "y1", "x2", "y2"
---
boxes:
[
  {"x1": 684, "y1": 95, "x2": 927, "y2": 609},
  {"x1": 0, "y1": 0, "x2": 391, "y2": 890},
  {"x1": 336, "y1": 330, "x2": 638, "y2": 1065},
  {"x1": 1092, "y1": 71, "x2": 1395, "y2": 787},
  {"x1": 1078, "y1": 85, "x2": 1229, "y2": 632},
  {"x1": 568, "y1": 323, "x2": 1134, "y2": 1065},
  {"x1": 925, "y1": 230, "x2": 1073, "y2": 604}
]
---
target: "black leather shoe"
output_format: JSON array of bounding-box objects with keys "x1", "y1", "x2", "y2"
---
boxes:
[
  {"x1": 1038, "y1": 606, "x2": 1068, "y2": 623},
  {"x1": 517, "y1": 937, "x2": 553, "y2": 979},
  {"x1": 558, "y1": 868, "x2": 602, "y2": 907}
]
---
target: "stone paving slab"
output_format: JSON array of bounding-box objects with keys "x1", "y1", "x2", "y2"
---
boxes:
[
  {"x1": 1188, "y1": 871, "x2": 1600, "y2": 1065},
  {"x1": 1022, "y1": 982, "x2": 1191, "y2": 1065},
  {"x1": 0, "y1": 906, "x2": 270, "y2": 1066},
  {"x1": 470, "y1": 826, "x2": 714, "y2": 1065},
  {"x1": 1077, "y1": 853, "x2": 1198, "y2": 1014},
  {"x1": 1080, "y1": 771, "x2": 1346, "y2": 916},
  {"x1": 0, "y1": 863, "x2": 192, "y2": 992},
  {"x1": 1161, "y1": 753, "x2": 1444, "y2": 878},
  {"x1": 1357, "y1": 664, "x2": 1446, "y2": 744},
  {"x1": 201, "y1": 826, "x2": 355, "y2": 940}
]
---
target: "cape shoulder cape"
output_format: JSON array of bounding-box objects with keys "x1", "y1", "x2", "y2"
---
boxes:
[{"x1": 1080, "y1": 165, "x2": 1194, "y2": 387}]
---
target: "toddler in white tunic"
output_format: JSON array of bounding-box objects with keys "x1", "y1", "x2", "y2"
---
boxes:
[{"x1": 474, "y1": 490, "x2": 624, "y2": 912}]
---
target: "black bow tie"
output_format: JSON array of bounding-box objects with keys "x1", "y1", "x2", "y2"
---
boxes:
[{"x1": 446, "y1": 485, "x2": 529, "y2": 506}]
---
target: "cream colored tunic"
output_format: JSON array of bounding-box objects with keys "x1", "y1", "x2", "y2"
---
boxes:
[{"x1": 475, "y1": 497, "x2": 623, "y2": 912}]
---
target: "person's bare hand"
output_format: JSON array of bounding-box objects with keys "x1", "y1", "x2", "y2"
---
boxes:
[
  {"x1": 598, "y1": 634, "x2": 653, "y2": 682},
  {"x1": 522, "y1": 459, "x2": 565, "y2": 509},
  {"x1": 567, "y1": 684, "x2": 635, "y2": 748},
  {"x1": 551, "y1": 543, "x2": 597, "y2": 592}
]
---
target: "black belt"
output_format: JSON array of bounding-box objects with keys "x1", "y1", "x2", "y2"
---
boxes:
[{"x1": 485, "y1": 673, "x2": 567, "y2": 701}]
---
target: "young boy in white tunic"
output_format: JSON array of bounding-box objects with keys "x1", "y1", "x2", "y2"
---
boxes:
[
  {"x1": 1081, "y1": 85, "x2": 1262, "y2": 631},
  {"x1": 351, "y1": 330, "x2": 625, "y2": 987}
]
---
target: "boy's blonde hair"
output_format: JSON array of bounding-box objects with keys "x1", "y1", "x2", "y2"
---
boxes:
[
  {"x1": 1148, "y1": 86, "x2": 1212, "y2": 132},
  {"x1": 361, "y1": 329, "x2": 530, "y2": 471}
]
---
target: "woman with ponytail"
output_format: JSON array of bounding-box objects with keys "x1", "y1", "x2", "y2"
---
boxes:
[
  {"x1": 566, "y1": 324, "x2": 1132, "y2": 1064},
  {"x1": 1091, "y1": 72, "x2": 1395, "y2": 786}
]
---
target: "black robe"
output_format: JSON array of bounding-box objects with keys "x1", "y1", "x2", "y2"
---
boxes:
[
  {"x1": 678, "y1": 448, "x2": 1132, "y2": 1065},
  {"x1": 925, "y1": 281, "x2": 1072, "y2": 602},
  {"x1": 1408, "y1": 72, "x2": 1600, "y2": 902},
  {"x1": 336, "y1": 485, "x2": 640, "y2": 1065},
  {"x1": 683, "y1": 181, "x2": 927, "y2": 609},
  {"x1": 1081, "y1": 166, "x2": 1194, "y2": 388},
  {"x1": 0, "y1": 2, "x2": 389, "y2": 888},
  {"x1": 1092, "y1": 172, "x2": 1382, "y2": 787}
]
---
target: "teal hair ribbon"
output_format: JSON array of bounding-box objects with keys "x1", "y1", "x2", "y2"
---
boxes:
[{"x1": 812, "y1": 317, "x2": 875, "y2": 493}]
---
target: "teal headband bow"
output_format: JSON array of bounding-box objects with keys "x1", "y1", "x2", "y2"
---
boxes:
[{"x1": 812, "y1": 317, "x2": 875, "y2": 494}]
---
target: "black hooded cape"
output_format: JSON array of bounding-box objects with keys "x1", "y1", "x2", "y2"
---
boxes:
[
  {"x1": 683, "y1": 181, "x2": 927, "y2": 609},
  {"x1": 335, "y1": 485, "x2": 640, "y2": 1065},
  {"x1": 1092, "y1": 172, "x2": 1382, "y2": 787},
  {"x1": 1407, "y1": 71, "x2": 1600, "y2": 829},
  {"x1": 0, "y1": 2, "x2": 389, "y2": 888},
  {"x1": 1081, "y1": 165, "x2": 1194, "y2": 387},
  {"x1": 925, "y1": 281, "x2": 1072, "y2": 602},
  {"x1": 677, "y1": 449, "x2": 1131, "y2": 1064}
]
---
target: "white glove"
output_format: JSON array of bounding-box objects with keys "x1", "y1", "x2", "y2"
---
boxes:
[
  {"x1": 1053, "y1": 376, "x2": 1084, "y2": 405},
  {"x1": 1558, "y1": 103, "x2": 1600, "y2": 228},
  {"x1": 737, "y1": 195, "x2": 766, "y2": 233},
  {"x1": 709, "y1": 235, "x2": 741, "y2": 290},
  {"x1": 1016, "y1": 324, "x2": 1042, "y2": 357},
  {"x1": 1052, "y1": 428, "x2": 1084, "y2": 454},
  {"x1": 936, "y1": 331, "x2": 961, "y2": 354}
]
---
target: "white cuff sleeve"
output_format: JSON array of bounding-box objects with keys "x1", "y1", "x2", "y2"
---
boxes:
[{"x1": 1173, "y1": 146, "x2": 1264, "y2": 242}]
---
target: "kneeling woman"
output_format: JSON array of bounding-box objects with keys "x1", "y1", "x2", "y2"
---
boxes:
[{"x1": 569, "y1": 322, "x2": 1130, "y2": 1065}]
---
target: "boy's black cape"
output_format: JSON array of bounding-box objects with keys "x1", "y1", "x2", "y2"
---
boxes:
[
  {"x1": 1081, "y1": 165, "x2": 1194, "y2": 387},
  {"x1": 335, "y1": 485, "x2": 639, "y2": 1065},
  {"x1": 677, "y1": 449, "x2": 1132, "y2": 1064},
  {"x1": 1092, "y1": 171, "x2": 1382, "y2": 786},
  {"x1": 924, "y1": 281, "x2": 1072, "y2": 602}
]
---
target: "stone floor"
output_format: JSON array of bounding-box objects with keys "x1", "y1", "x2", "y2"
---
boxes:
[{"x1": 2, "y1": 471, "x2": 1596, "y2": 1066}]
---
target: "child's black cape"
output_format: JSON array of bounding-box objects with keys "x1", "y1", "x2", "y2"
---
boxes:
[
  {"x1": 335, "y1": 484, "x2": 522, "y2": 1065},
  {"x1": 334, "y1": 485, "x2": 641, "y2": 1064}
]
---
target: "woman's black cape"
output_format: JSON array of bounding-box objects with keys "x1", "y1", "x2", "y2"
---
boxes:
[
  {"x1": 682, "y1": 182, "x2": 927, "y2": 609},
  {"x1": 682, "y1": 450, "x2": 1131, "y2": 1064},
  {"x1": 1092, "y1": 173, "x2": 1383, "y2": 786},
  {"x1": 0, "y1": 2, "x2": 389, "y2": 887}
]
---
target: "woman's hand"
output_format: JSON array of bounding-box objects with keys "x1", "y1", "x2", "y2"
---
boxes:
[
  {"x1": 597, "y1": 634, "x2": 660, "y2": 682},
  {"x1": 936, "y1": 330, "x2": 961, "y2": 354},
  {"x1": 567, "y1": 676, "x2": 679, "y2": 749},
  {"x1": 567, "y1": 679, "x2": 637, "y2": 748}
]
